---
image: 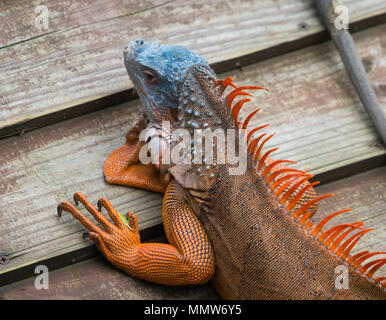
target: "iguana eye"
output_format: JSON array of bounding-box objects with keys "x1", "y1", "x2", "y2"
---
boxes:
[{"x1": 143, "y1": 69, "x2": 158, "y2": 85}]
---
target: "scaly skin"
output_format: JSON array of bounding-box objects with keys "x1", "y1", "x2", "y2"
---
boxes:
[{"x1": 58, "y1": 40, "x2": 385, "y2": 299}]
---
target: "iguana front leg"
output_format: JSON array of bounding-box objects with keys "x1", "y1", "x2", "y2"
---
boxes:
[
  {"x1": 104, "y1": 116, "x2": 170, "y2": 193},
  {"x1": 57, "y1": 180, "x2": 215, "y2": 285}
]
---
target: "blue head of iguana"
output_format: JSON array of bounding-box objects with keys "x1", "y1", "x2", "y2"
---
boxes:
[{"x1": 123, "y1": 39, "x2": 216, "y2": 124}]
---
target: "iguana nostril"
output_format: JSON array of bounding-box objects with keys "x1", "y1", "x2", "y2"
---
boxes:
[
  {"x1": 126, "y1": 39, "x2": 145, "y2": 52},
  {"x1": 134, "y1": 39, "x2": 144, "y2": 45}
]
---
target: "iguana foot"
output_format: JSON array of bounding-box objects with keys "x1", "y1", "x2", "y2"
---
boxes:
[
  {"x1": 57, "y1": 182, "x2": 215, "y2": 285},
  {"x1": 57, "y1": 192, "x2": 140, "y2": 262}
]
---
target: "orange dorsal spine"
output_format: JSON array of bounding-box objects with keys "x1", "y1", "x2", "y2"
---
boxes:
[{"x1": 212, "y1": 77, "x2": 386, "y2": 290}]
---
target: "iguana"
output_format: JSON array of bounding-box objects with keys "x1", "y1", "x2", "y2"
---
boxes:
[{"x1": 57, "y1": 40, "x2": 386, "y2": 299}]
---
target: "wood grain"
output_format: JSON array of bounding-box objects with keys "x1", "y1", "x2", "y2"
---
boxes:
[
  {"x1": 0, "y1": 0, "x2": 385, "y2": 138},
  {"x1": 0, "y1": 166, "x2": 384, "y2": 299},
  {"x1": 0, "y1": 25, "x2": 385, "y2": 285}
]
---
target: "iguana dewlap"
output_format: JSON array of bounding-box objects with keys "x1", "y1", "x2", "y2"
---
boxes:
[{"x1": 58, "y1": 40, "x2": 386, "y2": 299}]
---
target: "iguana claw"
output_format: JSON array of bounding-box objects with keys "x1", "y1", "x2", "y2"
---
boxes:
[
  {"x1": 57, "y1": 204, "x2": 63, "y2": 217},
  {"x1": 73, "y1": 193, "x2": 80, "y2": 206},
  {"x1": 97, "y1": 199, "x2": 102, "y2": 212}
]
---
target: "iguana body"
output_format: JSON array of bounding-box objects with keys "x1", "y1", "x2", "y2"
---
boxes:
[{"x1": 58, "y1": 40, "x2": 386, "y2": 299}]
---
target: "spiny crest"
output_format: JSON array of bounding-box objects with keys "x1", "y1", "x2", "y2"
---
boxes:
[{"x1": 213, "y1": 76, "x2": 386, "y2": 289}]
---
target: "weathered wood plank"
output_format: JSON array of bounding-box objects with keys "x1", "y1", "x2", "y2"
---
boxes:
[
  {"x1": 1, "y1": 166, "x2": 384, "y2": 299},
  {"x1": 0, "y1": 25, "x2": 385, "y2": 285},
  {"x1": 0, "y1": 0, "x2": 385, "y2": 138},
  {"x1": 0, "y1": 258, "x2": 219, "y2": 300},
  {"x1": 0, "y1": 236, "x2": 219, "y2": 300}
]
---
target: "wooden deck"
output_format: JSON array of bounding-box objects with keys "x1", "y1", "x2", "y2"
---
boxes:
[
  {"x1": 0, "y1": 0, "x2": 385, "y2": 298},
  {"x1": 1, "y1": 167, "x2": 385, "y2": 299},
  {"x1": 1, "y1": 0, "x2": 385, "y2": 138}
]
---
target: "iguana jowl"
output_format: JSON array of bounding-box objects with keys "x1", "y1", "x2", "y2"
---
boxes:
[{"x1": 58, "y1": 40, "x2": 386, "y2": 299}]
